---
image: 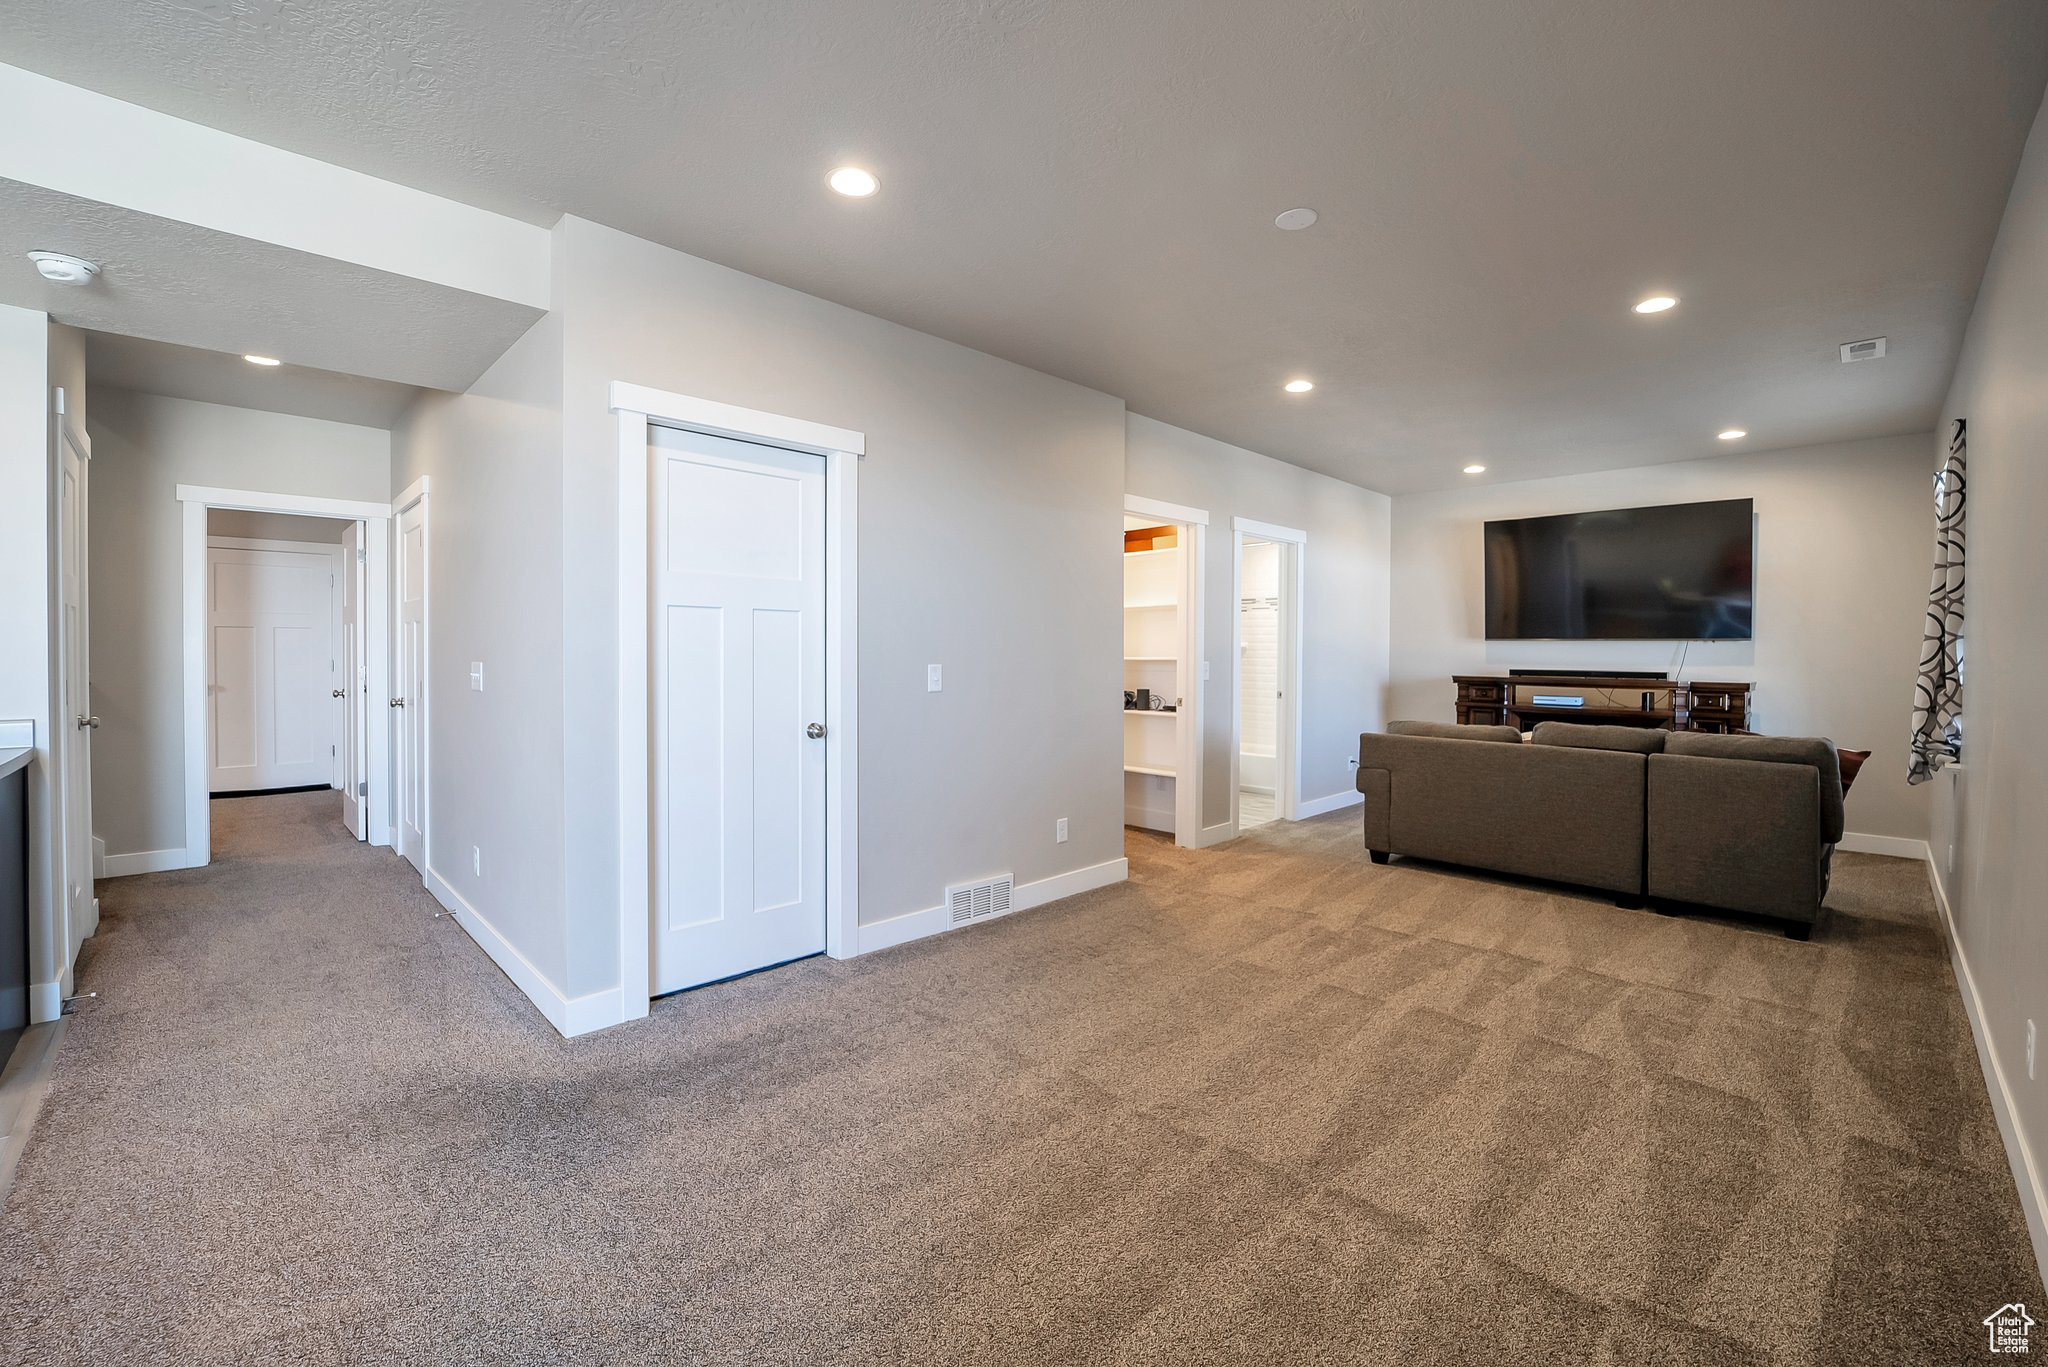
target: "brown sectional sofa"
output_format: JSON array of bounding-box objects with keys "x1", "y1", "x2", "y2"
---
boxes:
[{"x1": 1355, "y1": 719, "x2": 1844, "y2": 937}]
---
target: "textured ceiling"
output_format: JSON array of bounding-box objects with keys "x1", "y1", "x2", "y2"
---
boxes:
[
  {"x1": 86, "y1": 330, "x2": 420, "y2": 429},
  {"x1": 4, "y1": 0, "x2": 2046, "y2": 492},
  {"x1": 0, "y1": 181, "x2": 543, "y2": 393}
]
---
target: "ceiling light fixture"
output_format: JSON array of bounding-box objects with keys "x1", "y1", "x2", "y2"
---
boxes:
[
  {"x1": 28, "y1": 251, "x2": 99, "y2": 285},
  {"x1": 243, "y1": 354, "x2": 282, "y2": 367},
  {"x1": 1463, "y1": 464, "x2": 1487, "y2": 475},
  {"x1": 1283, "y1": 379, "x2": 1314, "y2": 394},
  {"x1": 1633, "y1": 295, "x2": 1678, "y2": 314},
  {"x1": 1717, "y1": 428, "x2": 1746, "y2": 441},
  {"x1": 1274, "y1": 207, "x2": 1319, "y2": 231},
  {"x1": 827, "y1": 166, "x2": 879, "y2": 198}
]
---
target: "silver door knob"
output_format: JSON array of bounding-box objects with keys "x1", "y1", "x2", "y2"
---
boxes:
[
  {"x1": 76, "y1": 714, "x2": 99, "y2": 730},
  {"x1": 332, "y1": 689, "x2": 347, "y2": 698},
  {"x1": 806, "y1": 722, "x2": 826, "y2": 739},
  {"x1": 389, "y1": 698, "x2": 406, "y2": 708}
]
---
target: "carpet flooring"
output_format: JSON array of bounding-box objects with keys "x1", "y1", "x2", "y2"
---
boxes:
[{"x1": 0, "y1": 790, "x2": 2035, "y2": 1365}]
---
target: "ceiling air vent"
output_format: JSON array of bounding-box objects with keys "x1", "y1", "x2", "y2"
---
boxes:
[
  {"x1": 1840, "y1": 337, "x2": 1887, "y2": 363},
  {"x1": 947, "y1": 874, "x2": 1014, "y2": 925}
]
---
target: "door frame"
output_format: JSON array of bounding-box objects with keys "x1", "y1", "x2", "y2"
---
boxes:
[
  {"x1": 1230, "y1": 517, "x2": 1306, "y2": 832},
  {"x1": 1123, "y1": 494, "x2": 1206, "y2": 847},
  {"x1": 391, "y1": 479, "x2": 430, "y2": 876},
  {"x1": 177, "y1": 485, "x2": 393, "y2": 868},
  {"x1": 201, "y1": 534, "x2": 346, "y2": 794},
  {"x1": 612, "y1": 381, "x2": 861, "y2": 1028},
  {"x1": 54, "y1": 396, "x2": 96, "y2": 981}
]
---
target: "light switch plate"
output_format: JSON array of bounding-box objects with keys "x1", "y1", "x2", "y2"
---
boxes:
[
  {"x1": 927, "y1": 664, "x2": 942, "y2": 693},
  {"x1": 469, "y1": 662, "x2": 484, "y2": 692}
]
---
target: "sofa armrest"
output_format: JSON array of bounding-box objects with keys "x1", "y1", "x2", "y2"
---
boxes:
[
  {"x1": 1357, "y1": 764, "x2": 1391, "y2": 852},
  {"x1": 1647, "y1": 754, "x2": 1825, "y2": 922}
]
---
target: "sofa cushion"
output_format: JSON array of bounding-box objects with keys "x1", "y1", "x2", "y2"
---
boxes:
[
  {"x1": 1531, "y1": 721, "x2": 1667, "y2": 754},
  {"x1": 1664, "y1": 731, "x2": 1844, "y2": 842},
  {"x1": 1384, "y1": 720, "x2": 1523, "y2": 744}
]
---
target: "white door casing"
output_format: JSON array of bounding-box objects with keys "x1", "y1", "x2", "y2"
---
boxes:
[
  {"x1": 651, "y1": 425, "x2": 827, "y2": 994},
  {"x1": 177, "y1": 486, "x2": 396, "y2": 869},
  {"x1": 205, "y1": 543, "x2": 340, "y2": 792},
  {"x1": 340, "y1": 520, "x2": 366, "y2": 840},
  {"x1": 56, "y1": 409, "x2": 94, "y2": 957},
  {"x1": 394, "y1": 496, "x2": 427, "y2": 872}
]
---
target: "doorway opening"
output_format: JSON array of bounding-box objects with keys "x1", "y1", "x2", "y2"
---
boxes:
[
  {"x1": 1231, "y1": 518, "x2": 1305, "y2": 833},
  {"x1": 1122, "y1": 497, "x2": 1206, "y2": 847},
  {"x1": 178, "y1": 486, "x2": 395, "y2": 869},
  {"x1": 204, "y1": 510, "x2": 356, "y2": 803}
]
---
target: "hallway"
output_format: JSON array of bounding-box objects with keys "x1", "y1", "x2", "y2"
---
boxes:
[{"x1": 0, "y1": 794, "x2": 2034, "y2": 1364}]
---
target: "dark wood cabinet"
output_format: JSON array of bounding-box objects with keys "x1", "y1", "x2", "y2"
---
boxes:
[{"x1": 1454, "y1": 673, "x2": 1752, "y2": 733}]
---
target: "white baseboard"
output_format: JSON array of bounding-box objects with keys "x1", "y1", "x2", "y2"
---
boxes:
[
  {"x1": 1838, "y1": 831, "x2": 1930, "y2": 860},
  {"x1": 99, "y1": 848, "x2": 204, "y2": 879},
  {"x1": 1925, "y1": 851, "x2": 2048, "y2": 1290},
  {"x1": 856, "y1": 856, "x2": 1129, "y2": 956},
  {"x1": 1296, "y1": 789, "x2": 1363, "y2": 820},
  {"x1": 91, "y1": 836, "x2": 105, "y2": 879},
  {"x1": 1195, "y1": 821, "x2": 1238, "y2": 848},
  {"x1": 27, "y1": 980, "x2": 60, "y2": 1025},
  {"x1": 424, "y1": 868, "x2": 623, "y2": 1038}
]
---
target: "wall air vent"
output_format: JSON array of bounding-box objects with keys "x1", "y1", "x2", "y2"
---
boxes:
[
  {"x1": 1840, "y1": 337, "x2": 1887, "y2": 363},
  {"x1": 947, "y1": 874, "x2": 1014, "y2": 925}
]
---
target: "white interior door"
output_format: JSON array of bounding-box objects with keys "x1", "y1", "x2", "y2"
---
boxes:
[
  {"x1": 57, "y1": 419, "x2": 94, "y2": 952},
  {"x1": 207, "y1": 544, "x2": 338, "y2": 792},
  {"x1": 339, "y1": 521, "x2": 366, "y2": 840},
  {"x1": 395, "y1": 500, "x2": 426, "y2": 871},
  {"x1": 652, "y1": 425, "x2": 827, "y2": 994}
]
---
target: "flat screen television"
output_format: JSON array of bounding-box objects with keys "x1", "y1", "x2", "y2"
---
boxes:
[{"x1": 1483, "y1": 498, "x2": 1753, "y2": 640}]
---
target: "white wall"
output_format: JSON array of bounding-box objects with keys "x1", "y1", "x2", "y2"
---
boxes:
[
  {"x1": 208, "y1": 509, "x2": 350, "y2": 543},
  {"x1": 1124, "y1": 413, "x2": 1394, "y2": 831},
  {"x1": 388, "y1": 309, "x2": 567, "y2": 991},
  {"x1": 1936, "y1": 82, "x2": 2048, "y2": 1265},
  {"x1": 1389, "y1": 434, "x2": 1936, "y2": 843},
  {"x1": 85, "y1": 389, "x2": 390, "y2": 861},
  {"x1": 555, "y1": 216, "x2": 1127, "y2": 998},
  {"x1": 0, "y1": 307, "x2": 68, "y2": 1016}
]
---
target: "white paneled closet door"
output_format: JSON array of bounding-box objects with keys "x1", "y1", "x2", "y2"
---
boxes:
[
  {"x1": 651, "y1": 425, "x2": 828, "y2": 995},
  {"x1": 208, "y1": 545, "x2": 339, "y2": 792}
]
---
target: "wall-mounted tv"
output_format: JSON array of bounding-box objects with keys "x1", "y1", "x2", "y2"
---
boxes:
[{"x1": 1483, "y1": 498, "x2": 1754, "y2": 641}]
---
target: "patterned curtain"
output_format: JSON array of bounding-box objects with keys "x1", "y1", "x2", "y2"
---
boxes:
[{"x1": 1908, "y1": 419, "x2": 1966, "y2": 784}]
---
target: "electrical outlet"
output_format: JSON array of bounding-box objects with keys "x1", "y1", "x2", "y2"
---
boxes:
[
  {"x1": 1055, "y1": 817, "x2": 1069, "y2": 844},
  {"x1": 2030, "y1": 1020, "x2": 2037, "y2": 1081},
  {"x1": 472, "y1": 846, "x2": 482, "y2": 878},
  {"x1": 1201, "y1": 659, "x2": 1211, "y2": 681},
  {"x1": 927, "y1": 663, "x2": 943, "y2": 692}
]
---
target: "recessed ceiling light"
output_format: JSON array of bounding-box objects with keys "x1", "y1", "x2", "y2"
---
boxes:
[
  {"x1": 1633, "y1": 295, "x2": 1678, "y2": 314},
  {"x1": 28, "y1": 251, "x2": 98, "y2": 285},
  {"x1": 1274, "y1": 207, "x2": 1319, "y2": 231},
  {"x1": 1463, "y1": 464, "x2": 1487, "y2": 475},
  {"x1": 243, "y1": 354, "x2": 282, "y2": 367},
  {"x1": 1717, "y1": 428, "x2": 1746, "y2": 441},
  {"x1": 827, "y1": 166, "x2": 879, "y2": 198},
  {"x1": 1283, "y1": 379, "x2": 1314, "y2": 394}
]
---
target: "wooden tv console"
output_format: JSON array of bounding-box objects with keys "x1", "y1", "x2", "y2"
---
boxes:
[{"x1": 1453, "y1": 673, "x2": 1752, "y2": 733}]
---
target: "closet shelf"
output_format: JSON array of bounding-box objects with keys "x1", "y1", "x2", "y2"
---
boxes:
[
  {"x1": 1123, "y1": 655, "x2": 1175, "y2": 663},
  {"x1": 1123, "y1": 601, "x2": 1175, "y2": 610},
  {"x1": 1123, "y1": 708, "x2": 1177, "y2": 718},
  {"x1": 1123, "y1": 764, "x2": 1176, "y2": 778}
]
